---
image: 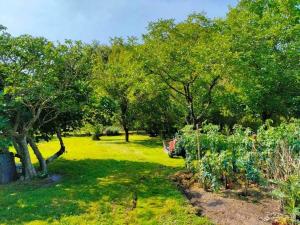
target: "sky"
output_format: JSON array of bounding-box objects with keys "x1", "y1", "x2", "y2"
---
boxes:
[{"x1": 0, "y1": 0, "x2": 238, "y2": 44}]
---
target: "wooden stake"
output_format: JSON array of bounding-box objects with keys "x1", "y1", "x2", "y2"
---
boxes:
[{"x1": 196, "y1": 124, "x2": 201, "y2": 161}]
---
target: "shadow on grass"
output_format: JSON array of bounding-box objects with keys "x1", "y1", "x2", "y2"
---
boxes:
[
  {"x1": 133, "y1": 138, "x2": 162, "y2": 149},
  {"x1": 94, "y1": 136, "x2": 163, "y2": 149},
  {"x1": 0, "y1": 159, "x2": 182, "y2": 225}
]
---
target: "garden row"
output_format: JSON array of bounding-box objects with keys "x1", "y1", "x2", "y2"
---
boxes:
[{"x1": 174, "y1": 120, "x2": 300, "y2": 224}]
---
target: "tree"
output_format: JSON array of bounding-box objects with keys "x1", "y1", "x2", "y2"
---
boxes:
[
  {"x1": 83, "y1": 95, "x2": 117, "y2": 140},
  {"x1": 0, "y1": 30, "x2": 92, "y2": 179},
  {"x1": 133, "y1": 72, "x2": 184, "y2": 137},
  {"x1": 93, "y1": 38, "x2": 140, "y2": 142},
  {"x1": 31, "y1": 40, "x2": 93, "y2": 174},
  {"x1": 226, "y1": 0, "x2": 300, "y2": 123},
  {"x1": 85, "y1": 96, "x2": 117, "y2": 129},
  {"x1": 141, "y1": 14, "x2": 230, "y2": 128}
]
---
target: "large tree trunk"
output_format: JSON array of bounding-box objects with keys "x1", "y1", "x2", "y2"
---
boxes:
[
  {"x1": 28, "y1": 137, "x2": 47, "y2": 175},
  {"x1": 196, "y1": 76, "x2": 220, "y2": 125},
  {"x1": 184, "y1": 84, "x2": 197, "y2": 128},
  {"x1": 17, "y1": 136, "x2": 37, "y2": 179}
]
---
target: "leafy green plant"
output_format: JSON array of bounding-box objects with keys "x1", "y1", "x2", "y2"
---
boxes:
[
  {"x1": 198, "y1": 151, "x2": 222, "y2": 191},
  {"x1": 257, "y1": 120, "x2": 300, "y2": 180},
  {"x1": 179, "y1": 120, "x2": 299, "y2": 197},
  {"x1": 218, "y1": 150, "x2": 234, "y2": 189},
  {"x1": 272, "y1": 175, "x2": 300, "y2": 224},
  {"x1": 236, "y1": 151, "x2": 263, "y2": 195},
  {"x1": 173, "y1": 134, "x2": 186, "y2": 158}
]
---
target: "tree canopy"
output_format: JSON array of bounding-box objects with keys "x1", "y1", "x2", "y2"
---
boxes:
[
  {"x1": 0, "y1": 28, "x2": 93, "y2": 178},
  {"x1": 0, "y1": 0, "x2": 299, "y2": 179}
]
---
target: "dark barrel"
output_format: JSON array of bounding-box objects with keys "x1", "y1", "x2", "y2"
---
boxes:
[{"x1": 0, "y1": 152, "x2": 17, "y2": 184}]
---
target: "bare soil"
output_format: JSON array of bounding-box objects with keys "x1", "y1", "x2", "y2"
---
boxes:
[{"x1": 171, "y1": 171, "x2": 284, "y2": 225}]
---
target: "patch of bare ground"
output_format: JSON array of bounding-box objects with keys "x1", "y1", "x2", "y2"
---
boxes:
[
  {"x1": 13, "y1": 174, "x2": 63, "y2": 188},
  {"x1": 171, "y1": 171, "x2": 284, "y2": 225}
]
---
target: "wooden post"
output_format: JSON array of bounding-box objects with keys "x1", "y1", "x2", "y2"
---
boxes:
[{"x1": 196, "y1": 124, "x2": 201, "y2": 161}]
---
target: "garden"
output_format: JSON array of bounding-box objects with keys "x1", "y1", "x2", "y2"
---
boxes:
[
  {"x1": 170, "y1": 121, "x2": 300, "y2": 224},
  {"x1": 0, "y1": 0, "x2": 299, "y2": 224}
]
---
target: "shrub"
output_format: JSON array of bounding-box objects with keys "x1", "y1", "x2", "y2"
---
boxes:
[
  {"x1": 197, "y1": 151, "x2": 222, "y2": 191},
  {"x1": 173, "y1": 133, "x2": 186, "y2": 158},
  {"x1": 92, "y1": 124, "x2": 104, "y2": 141},
  {"x1": 104, "y1": 126, "x2": 120, "y2": 136}
]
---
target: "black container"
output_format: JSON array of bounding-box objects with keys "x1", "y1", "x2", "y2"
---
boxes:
[{"x1": 0, "y1": 152, "x2": 17, "y2": 184}]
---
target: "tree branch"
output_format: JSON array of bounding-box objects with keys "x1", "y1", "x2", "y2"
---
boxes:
[
  {"x1": 46, "y1": 128, "x2": 65, "y2": 164},
  {"x1": 196, "y1": 75, "x2": 221, "y2": 122},
  {"x1": 146, "y1": 67, "x2": 186, "y2": 96}
]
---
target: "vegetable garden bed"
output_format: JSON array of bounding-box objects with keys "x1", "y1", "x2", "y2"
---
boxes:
[{"x1": 172, "y1": 171, "x2": 285, "y2": 225}]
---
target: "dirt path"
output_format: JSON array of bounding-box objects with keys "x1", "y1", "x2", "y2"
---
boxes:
[{"x1": 172, "y1": 172, "x2": 283, "y2": 225}]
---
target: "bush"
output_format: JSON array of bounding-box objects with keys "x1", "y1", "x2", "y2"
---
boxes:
[
  {"x1": 92, "y1": 124, "x2": 104, "y2": 141},
  {"x1": 104, "y1": 126, "x2": 120, "y2": 136},
  {"x1": 197, "y1": 151, "x2": 222, "y2": 191},
  {"x1": 174, "y1": 134, "x2": 186, "y2": 158}
]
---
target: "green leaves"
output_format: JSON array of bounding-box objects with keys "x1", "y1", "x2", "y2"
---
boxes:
[
  {"x1": 272, "y1": 175, "x2": 300, "y2": 223},
  {"x1": 226, "y1": 0, "x2": 300, "y2": 122},
  {"x1": 92, "y1": 38, "x2": 142, "y2": 138},
  {"x1": 179, "y1": 120, "x2": 299, "y2": 194},
  {"x1": 141, "y1": 14, "x2": 228, "y2": 126},
  {"x1": 0, "y1": 31, "x2": 93, "y2": 139},
  {"x1": 0, "y1": 116, "x2": 10, "y2": 152}
]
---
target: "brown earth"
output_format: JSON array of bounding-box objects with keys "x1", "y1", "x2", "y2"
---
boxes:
[{"x1": 171, "y1": 171, "x2": 284, "y2": 225}]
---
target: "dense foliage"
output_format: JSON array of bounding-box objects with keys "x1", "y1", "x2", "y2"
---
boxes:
[
  {"x1": 0, "y1": 116, "x2": 10, "y2": 153},
  {"x1": 176, "y1": 120, "x2": 300, "y2": 222},
  {"x1": 0, "y1": 0, "x2": 299, "y2": 222},
  {"x1": 0, "y1": 26, "x2": 93, "y2": 178}
]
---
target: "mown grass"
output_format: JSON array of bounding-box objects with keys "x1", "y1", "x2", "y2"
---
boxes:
[{"x1": 0, "y1": 135, "x2": 211, "y2": 225}]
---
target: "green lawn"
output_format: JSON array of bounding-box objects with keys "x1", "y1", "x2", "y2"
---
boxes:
[{"x1": 0, "y1": 135, "x2": 211, "y2": 225}]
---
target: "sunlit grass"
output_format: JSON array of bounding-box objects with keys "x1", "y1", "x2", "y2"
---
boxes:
[{"x1": 0, "y1": 135, "x2": 211, "y2": 225}]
